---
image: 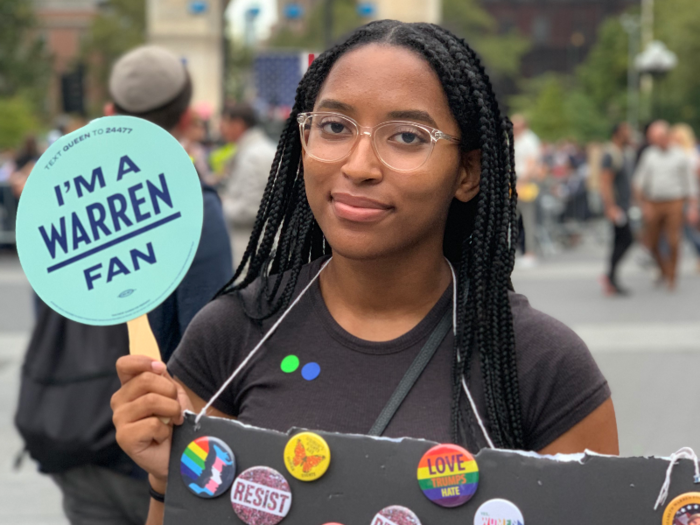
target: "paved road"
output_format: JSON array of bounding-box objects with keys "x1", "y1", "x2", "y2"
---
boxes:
[{"x1": 0, "y1": 226, "x2": 698, "y2": 523}]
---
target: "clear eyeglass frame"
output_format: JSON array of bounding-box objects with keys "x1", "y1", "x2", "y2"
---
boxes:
[{"x1": 296, "y1": 111, "x2": 461, "y2": 173}]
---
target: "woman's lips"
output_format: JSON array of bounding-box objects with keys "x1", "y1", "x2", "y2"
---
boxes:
[{"x1": 330, "y1": 193, "x2": 393, "y2": 222}]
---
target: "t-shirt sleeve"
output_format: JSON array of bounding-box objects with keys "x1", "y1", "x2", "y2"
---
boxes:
[
  {"x1": 601, "y1": 152, "x2": 614, "y2": 171},
  {"x1": 510, "y1": 293, "x2": 611, "y2": 451},
  {"x1": 167, "y1": 295, "x2": 254, "y2": 416}
]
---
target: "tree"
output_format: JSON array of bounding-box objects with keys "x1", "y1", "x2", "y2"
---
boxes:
[
  {"x1": 442, "y1": 0, "x2": 530, "y2": 80},
  {"x1": 0, "y1": 0, "x2": 49, "y2": 147},
  {"x1": 654, "y1": 0, "x2": 700, "y2": 129},
  {"x1": 82, "y1": 0, "x2": 146, "y2": 115},
  {"x1": 509, "y1": 74, "x2": 608, "y2": 143}
]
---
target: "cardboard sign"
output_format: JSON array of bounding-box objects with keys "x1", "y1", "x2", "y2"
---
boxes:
[
  {"x1": 16, "y1": 116, "x2": 203, "y2": 325},
  {"x1": 165, "y1": 413, "x2": 700, "y2": 525}
]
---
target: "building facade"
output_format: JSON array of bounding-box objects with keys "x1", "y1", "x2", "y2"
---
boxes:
[
  {"x1": 33, "y1": 0, "x2": 98, "y2": 116},
  {"x1": 481, "y1": 0, "x2": 638, "y2": 77}
]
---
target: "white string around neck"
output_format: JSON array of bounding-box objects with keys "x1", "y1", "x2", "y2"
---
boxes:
[
  {"x1": 654, "y1": 447, "x2": 700, "y2": 510},
  {"x1": 196, "y1": 257, "x2": 495, "y2": 450},
  {"x1": 195, "y1": 258, "x2": 332, "y2": 426},
  {"x1": 448, "y1": 261, "x2": 495, "y2": 449}
]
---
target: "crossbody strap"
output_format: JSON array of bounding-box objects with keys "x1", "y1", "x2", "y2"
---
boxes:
[{"x1": 367, "y1": 308, "x2": 453, "y2": 436}]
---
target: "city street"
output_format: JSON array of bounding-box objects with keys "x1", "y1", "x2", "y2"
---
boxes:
[{"x1": 0, "y1": 224, "x2": 699, "y2": 523}]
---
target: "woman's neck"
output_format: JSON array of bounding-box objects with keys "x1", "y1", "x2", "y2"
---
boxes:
[{"x1": 318, "y1": 246, "x2": 452, "y2": 342}]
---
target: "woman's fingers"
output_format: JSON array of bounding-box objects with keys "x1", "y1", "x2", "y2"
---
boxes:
[
  {"x1": 111, "y1": 371, "x2": 178, "y2": 410},
  {"x1": 113, "y1": 392, "x2": 182, "y2": 427},
  {"x1": 116, "y1": 355, "x2": 160, "y2": 384}
]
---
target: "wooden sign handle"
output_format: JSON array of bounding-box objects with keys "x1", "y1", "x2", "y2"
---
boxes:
[
  {"x1": 127, "y1": 314, "x2": 162, "y2": 361},
  {"x1": 127, "y1": 314, "x2": 169, "y2": 424}
]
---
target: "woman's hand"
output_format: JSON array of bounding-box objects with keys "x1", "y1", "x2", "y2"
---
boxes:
[{"x1": 111, "y1": 356, "x2": 193, "y2": 483}]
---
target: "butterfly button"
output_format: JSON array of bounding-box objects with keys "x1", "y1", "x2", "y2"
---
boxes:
[{"x1": 283, "y1": 432, "x2": 331, "y2": 482}]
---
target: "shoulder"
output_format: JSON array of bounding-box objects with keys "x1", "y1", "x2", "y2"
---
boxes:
[
  {"x1": 510, "y1": 292, "x2": 589, "y2": 363},
  {"x1": 509, "y1": 292, "x2": 610, "y2": 450}
]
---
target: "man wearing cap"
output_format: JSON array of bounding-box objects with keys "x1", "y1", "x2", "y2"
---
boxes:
[{"x1": 18, "y1": 45, "x2": 232, "y2": 525}]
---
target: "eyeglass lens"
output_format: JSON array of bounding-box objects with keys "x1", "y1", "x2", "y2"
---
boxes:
[{"x1": 301, "y1": 114, "x2": 434, "y2": 171}]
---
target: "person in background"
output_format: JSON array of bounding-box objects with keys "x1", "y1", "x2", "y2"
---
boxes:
[
  {"x1": 512, "y1": 114, "x2": 542, "y2": 267},
  {"x1": 219, "y1": 103, "x2": 277, "y2": 268},
  {"x1": 670, "y1": 123, "x2": 700, "y2": 270},
  {"x1": 599, "y1": 122, "x2": 635, "y2": 295},
  {"x1": 9, "y1": 135, "x2": 40, "y2": 199},
  {"x1": 16, "y1": 45, "x2": 232, "y2": 525},
  {"x1": 633, "y1": 120, "x2": 699, "y2": 290},
  {"x1": 180, "y1": 109, "x2": 214, "y2": 185}
]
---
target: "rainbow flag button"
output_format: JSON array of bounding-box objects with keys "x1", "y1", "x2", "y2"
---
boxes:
[
  {"x1": 416, "y1": 443, "x2": 479, "y2": 508},
  {"x1": 180, "y1": 436, "x2": 236, "y2": 498}
]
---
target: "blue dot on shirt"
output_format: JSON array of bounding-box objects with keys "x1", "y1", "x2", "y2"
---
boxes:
[{"x1": 301, "y1": 362, "x2": 321, "y2": 381}]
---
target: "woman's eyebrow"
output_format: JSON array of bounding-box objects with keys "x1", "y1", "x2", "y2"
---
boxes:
[
  {"x1": 317, "y1": 99, "x2": 354, "y2": 112},
  {"x1": 387, "y1": 110, "x2": 438, "y2": 127}
]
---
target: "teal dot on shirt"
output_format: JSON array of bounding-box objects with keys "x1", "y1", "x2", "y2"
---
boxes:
[
  {"x1": 301, "y1": 362, "x2": 321, "y2": 381},
  {"x1": 280, "y1": 355, "x2": 300, "y2": 373}
]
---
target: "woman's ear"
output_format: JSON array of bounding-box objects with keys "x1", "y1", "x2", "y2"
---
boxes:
[{"x1": 455, "y1": 149, "x2": 481, "y2": 203}]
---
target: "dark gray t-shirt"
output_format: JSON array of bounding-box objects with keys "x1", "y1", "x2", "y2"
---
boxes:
[
  {"x1": 602, "y1": 145, "x2": 634, "y2": 211},
  {"x1": 169, "y1": 259, "x2": 610, "y2": 451}
]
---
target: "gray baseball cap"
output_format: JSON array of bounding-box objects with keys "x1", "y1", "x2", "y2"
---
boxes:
[{"x1": 109, "y1": 45, "x2": 188, "y2": 113}]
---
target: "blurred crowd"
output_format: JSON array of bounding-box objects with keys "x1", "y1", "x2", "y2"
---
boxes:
[{"x1": 512, "y1": 115, "x2": 700, "y2": 295}]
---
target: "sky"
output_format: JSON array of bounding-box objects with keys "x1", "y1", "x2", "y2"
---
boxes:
[{"x1": 226, "y1": 0, "x2": 279, "y2": 43}]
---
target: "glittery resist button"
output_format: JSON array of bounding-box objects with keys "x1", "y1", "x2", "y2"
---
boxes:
[
  {"x1": 284, "y1": 432, "x2": 331, "y2": 481},
  {"x1": 231, "y1": 466, "x2": 292, "y2": 525},
  {"x1": 180, "y1": 436, "x2": 236, "y2": 498},
  {"x1": 371, "y1": 505, "x2": 422, "y2": 525},
  {"x1": 417, "y1": 443, "x2": 479, "y2": 507}
]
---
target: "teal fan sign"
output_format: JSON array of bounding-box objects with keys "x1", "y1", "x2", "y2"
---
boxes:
[{"x1": 16, "y1": 116, "x2": 203, "y2": 325}]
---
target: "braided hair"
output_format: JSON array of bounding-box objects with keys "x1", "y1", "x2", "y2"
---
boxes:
[{"x1": 216, "y1": 20, "x2": 524, "y2": 450}]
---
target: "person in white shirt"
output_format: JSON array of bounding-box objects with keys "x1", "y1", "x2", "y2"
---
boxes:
[
  {"x1": 219, "y1": 104, "x2": 277, "y2": 268},
  {"x1": 633, "y1": 121, "x2": 699, "y2": 289},
  {"x1": 512, "y1": 114, "x2": 542, "y2": 266}
]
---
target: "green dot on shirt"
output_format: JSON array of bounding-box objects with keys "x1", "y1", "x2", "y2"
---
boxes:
[{"x1": 281, "y1": 355, "x2": 300, "y2": 373}]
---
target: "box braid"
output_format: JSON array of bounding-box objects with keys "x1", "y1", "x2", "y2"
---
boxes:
[{"x1": 215, "y1": 20, "x2": 524, "y2": 450}]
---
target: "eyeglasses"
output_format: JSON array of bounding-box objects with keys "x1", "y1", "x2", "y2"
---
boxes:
[{"x1": 297, "y1": 112, "x2": 460, "y2": 173}]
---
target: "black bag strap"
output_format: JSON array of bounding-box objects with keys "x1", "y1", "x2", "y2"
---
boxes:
[{"x1": 368, "y1": 308, "x2": 453, "y2": 436}]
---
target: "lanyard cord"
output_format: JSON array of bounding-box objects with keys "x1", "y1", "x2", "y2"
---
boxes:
[
  {"x1": 195, "y1": 258, "x2": 332, "y2": 427},
  {"x1": 448, "y1": 261, "x2": 495, "y2": 449},
  {"x1": 196, "y1": 257, "x2": 495, "y2": 450}
]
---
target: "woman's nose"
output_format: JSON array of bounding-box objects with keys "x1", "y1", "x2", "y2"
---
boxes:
[{"x1": 341, "y1": 133, "x2": 383, "y2": 183}]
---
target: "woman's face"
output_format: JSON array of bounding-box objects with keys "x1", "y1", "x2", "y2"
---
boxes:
[{"x1": 303, "y1": 44, "x2": 479, "y2": 261}]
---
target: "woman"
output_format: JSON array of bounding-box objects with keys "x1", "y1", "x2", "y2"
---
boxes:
[
  {"x1": 111, "y1": 21, "x2": 618, "y2": 523},
  {"x1": 670, "y1": 123, "x2": 700, "y2": 268}
]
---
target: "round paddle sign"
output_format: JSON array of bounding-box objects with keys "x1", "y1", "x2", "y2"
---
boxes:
[{"x1": 16, "y1": 116, "x2": 203, "y2": 325}]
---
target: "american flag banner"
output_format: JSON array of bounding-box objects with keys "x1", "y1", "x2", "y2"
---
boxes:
[{"x1": 254, "y1": 52, "x2": 316, "y2": 119}]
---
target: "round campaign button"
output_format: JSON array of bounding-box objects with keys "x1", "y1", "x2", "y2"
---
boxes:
[
  {"x1": 231, "y1": 466, "x2": 292, "y2": 525},
  {"x1": 371, "y1": 505, "x2": 422, "y2": 525},
  {"x1": 474, "y1": 499, "x2": 524, "y2": 525},
  {"x1": 180, "y1": 436, "x2": 235, "y2": 498},
  {"x1": 16, "y1": 115, "x2": 203, "y2": 325},
  {"x1": 416, "y1": 443, "x2": 478, "y2": 507},
  {"x1": 662, "y1": 492, "x2": 700, "y2": 525},
  {"x1": 284, "y1": 432, "x2": 331, "y2": 481}
]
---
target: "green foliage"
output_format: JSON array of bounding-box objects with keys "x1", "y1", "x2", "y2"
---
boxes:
[
  {"x1": 0, "y1": 0, "x2": 50, "y2": 113},
  {"x1": 576, "y1": 17, "x2": 629, "y2": 124},
  {"x1": 226, "y1": 44, "x2": 255, "y2": 103},
  {"x1": 82, "y1": 0, "x2": 146, "y2": 114},
  {"x1": 0, "y1": 95, "x2": 40, "y2": 150},
  {"x1": 442, "y1": 0, "x2": 530, "y2": 79},
  {"x1": 509, "y1": 74, "x2": 607, "y2": 143},
  {"x1": 269, "y1": 0, "x2": 363, "y2": 49},
  {"x1": 654, "y1": 0, "x2": 700, "y2": 129}
]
